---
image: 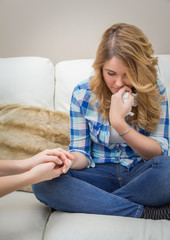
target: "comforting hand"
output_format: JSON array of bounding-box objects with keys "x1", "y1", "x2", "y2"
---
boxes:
[
  {"x1": 29, "y1": 162, "x2": 64, "y2": 183},
  {"x1": 0, "y1": 148, "x2": 74, "y2": 197},
  {"x1": 109, "y1": 86, "x2": 134, "y2": 127},
  {"x1": 25, "y1": 148, "x2": 74, "y2": 171},
  {"x1": 29, "y1": 148, "x2": 75, "y2": 183}
]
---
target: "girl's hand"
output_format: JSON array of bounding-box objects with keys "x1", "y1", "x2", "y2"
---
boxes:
[
  {"x1": 54, "y1": 148, "x2": 75, "y2": 174},
  {"x1": 109, "y1": 86, "x2": 134, "y2": 127}
]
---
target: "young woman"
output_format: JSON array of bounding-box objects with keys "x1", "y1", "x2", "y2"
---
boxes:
[
  {"x1": 32, "y1": 23, "x2": 170, "y2": 220},
  {"x1": 0, "y1": 149, "x2": 73, "y2": 197}
]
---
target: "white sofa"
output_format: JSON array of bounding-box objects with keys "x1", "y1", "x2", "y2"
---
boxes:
[{"x1": 0, "y1": 55, "x2": 170, "y2": 240}]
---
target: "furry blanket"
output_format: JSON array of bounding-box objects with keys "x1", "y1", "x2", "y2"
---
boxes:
[{"x1": 0, "y1": 104, "x2": 70, "y2": 192}]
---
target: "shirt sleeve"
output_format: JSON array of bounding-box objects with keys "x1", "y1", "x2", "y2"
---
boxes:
[
  {"x1": 148, "y1": 82, "x2": 169, "y2": 156},
  {"x1": 69, "y1": 88, "x2": 95, "y2": 167}
]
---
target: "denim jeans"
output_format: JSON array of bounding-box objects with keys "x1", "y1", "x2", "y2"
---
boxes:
[{"x1": 32, "y1": 156, "x2": 170, "y2": 218}]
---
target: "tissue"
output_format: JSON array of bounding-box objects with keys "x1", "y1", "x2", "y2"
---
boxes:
[{"x1": 123, "y1": 92, "x2": 138, "y2": 116}]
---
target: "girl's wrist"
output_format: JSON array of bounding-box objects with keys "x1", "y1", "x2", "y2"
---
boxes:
[
  {"x1": 111, "y1": 117, "x2": 125, "y2": 128},
  {"x1": 119, "y1": 126, "x2": 131, "y2": 136},
  {"x1": 112, "y1": 120, "x2": 130, "y2": 136}
]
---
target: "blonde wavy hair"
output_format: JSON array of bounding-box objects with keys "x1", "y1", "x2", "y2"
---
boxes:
[{"x1": 90, "y1": 23, "x2": 163, "y2": 132}]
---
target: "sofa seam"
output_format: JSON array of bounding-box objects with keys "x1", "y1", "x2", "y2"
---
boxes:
[{"x1": 42, "y1": 209, "x2": 52, "y2": 240}]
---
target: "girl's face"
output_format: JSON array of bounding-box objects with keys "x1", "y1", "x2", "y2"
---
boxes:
[{"x1": 102, "y1": 56, "x2": 132, "y2": 94}]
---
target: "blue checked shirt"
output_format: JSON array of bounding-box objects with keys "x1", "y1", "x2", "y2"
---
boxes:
[{"x1": 69, "y1": 78, "x2": 169, "y2": 170}]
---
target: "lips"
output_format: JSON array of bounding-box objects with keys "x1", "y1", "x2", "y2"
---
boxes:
[{"x1": 111, "y1": 87, "x2": 121, "y2": 93}]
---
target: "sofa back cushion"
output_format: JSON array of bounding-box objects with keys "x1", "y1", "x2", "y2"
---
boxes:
[
  {"x1": 55, "y1": 59, "x2": 94, "y2": 113},
  {"x1": 0, "y1": 57, "x2": 55, "y2": 109},
  {"x1": 157, "y1": 55, "x2": 170, "y2": 105}
]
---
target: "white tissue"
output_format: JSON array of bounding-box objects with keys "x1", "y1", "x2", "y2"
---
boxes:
[{"x1": 123, "y1": 92, "x2": 137, "y2": 116}]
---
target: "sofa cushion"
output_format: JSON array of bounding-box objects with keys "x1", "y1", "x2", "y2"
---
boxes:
[
  {"x1": 0, "y1": 57, "x2": 55, "y2": 109},
  {"x1": 44, "y1": 211, "x2": 170, "y2": 240},
  {"x1": 55, "y1": 59, "x2": 94, "y2": 113},
  {"x1": 157, "y1": 55, "x2": 170, "y2": 106},
  {"x1": 0, "y1": 191, "x2": 51, "y2": 240}
]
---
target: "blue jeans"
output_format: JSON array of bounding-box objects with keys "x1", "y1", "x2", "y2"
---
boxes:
[{"x1": 32, "y1": 156, "x2": 170, "y2": 218}]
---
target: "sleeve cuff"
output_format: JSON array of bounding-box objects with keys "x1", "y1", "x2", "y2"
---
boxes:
[
  {"x1": 69, "y1": 149, "x2": 95, "y2": 168},
  {"x1": 149, "y1": 136, "x2": 169, "y2": 156}
]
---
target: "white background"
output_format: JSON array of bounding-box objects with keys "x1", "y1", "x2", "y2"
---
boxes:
[{"x1": 0, "y1": 0, "x2": 170, "y2": 64}]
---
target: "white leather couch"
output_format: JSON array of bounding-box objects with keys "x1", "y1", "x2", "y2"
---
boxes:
[{"x1": 0, "y1": 55, "x2": 170, "y2": 240}]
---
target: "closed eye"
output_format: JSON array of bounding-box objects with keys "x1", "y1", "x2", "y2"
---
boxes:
[{"x1": 107, "y1": 71, "x2": 116, "y2": 76}]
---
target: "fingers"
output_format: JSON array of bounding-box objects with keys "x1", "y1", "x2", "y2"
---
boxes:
[
  {"x1": 35, "y1": 148, "x2": 74, "y2": 176},
  {"x1": 46, "y1": 162, "x2": 56, "y2": 169},
  {"x1": 61, "y1": 162, "x2": 71, "y2": 174},
  {"x1": 55, "y1": 148, "x2": 74, "y2": 160},
  {"x1": 117, "y1": 86, "x2": 132, "y2": 98},
  {"x1": 39, "y1": 162, "x2": 65, "y2": 178},
  {"x1": 53, "y1": 166, "x2": 64, "y2": 178},
  {"x1": 42, "y1": 148, "x2": 74, "y2": 161},
  {"x1": 128, "y1": 93, "x2": 135, "y2": 106},
  {"x1": 45, "y1": 155, "x2": 63, "y2": 165},
  {"x1": 46, "y1": 149, "x2": 73, "y2": 174},
  {"x1": 61, "y1": 165, "x2": 68, "y2": 174},
  {"x1": 118, "y1": 87, "x2": 134, "y2": 106}
]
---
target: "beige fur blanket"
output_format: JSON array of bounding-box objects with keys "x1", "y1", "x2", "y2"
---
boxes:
[{"x1": 0, "y1": 104, "x2": 70, "y2": 192}]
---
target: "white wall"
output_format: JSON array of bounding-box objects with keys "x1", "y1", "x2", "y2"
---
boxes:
[{"x1": 0, "y1": 0, "x2": 170, "y2": 64}]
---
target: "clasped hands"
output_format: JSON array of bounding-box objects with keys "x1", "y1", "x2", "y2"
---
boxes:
[{"x1": 26, "y1": 148, "x2": 74, "y2": 183}]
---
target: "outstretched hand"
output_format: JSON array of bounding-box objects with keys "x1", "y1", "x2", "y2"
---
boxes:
[
  {"x1": 0, "y1": 148, "x2": 75, "y2": 197},
  {"x1": 29, "y1": 162, "x2": 64, "y2": 183},
  {"x1": 26, "y1": 148, "x2": 74, "y2": 173},
  {"x1": 25, "y1": 148, "x2": 75, "y2": 183}
]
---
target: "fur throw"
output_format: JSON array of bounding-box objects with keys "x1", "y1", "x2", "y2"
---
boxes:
[{"x1": 0, "y1": 104, "x2": 70, "y2": 160}]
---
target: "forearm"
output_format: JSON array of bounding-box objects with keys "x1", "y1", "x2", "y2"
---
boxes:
[
  {"x1": 0, "y1": 171, "x2": 33, "y2": 197},
  {"x1": 114, "y1": 120, "x2": 162, "y2": 160},
  {"x1": 0, "y1": 160, "x2": 28, "y2": 176}
]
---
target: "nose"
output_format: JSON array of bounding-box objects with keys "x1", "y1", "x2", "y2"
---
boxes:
[{"x1": 115, "y1": 76, "x2": 124, "y2": 87}]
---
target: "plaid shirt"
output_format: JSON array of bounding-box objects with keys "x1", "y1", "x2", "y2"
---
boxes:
[{"x1": 69, "y1": 78, "x2": 169, "y2": 170}]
